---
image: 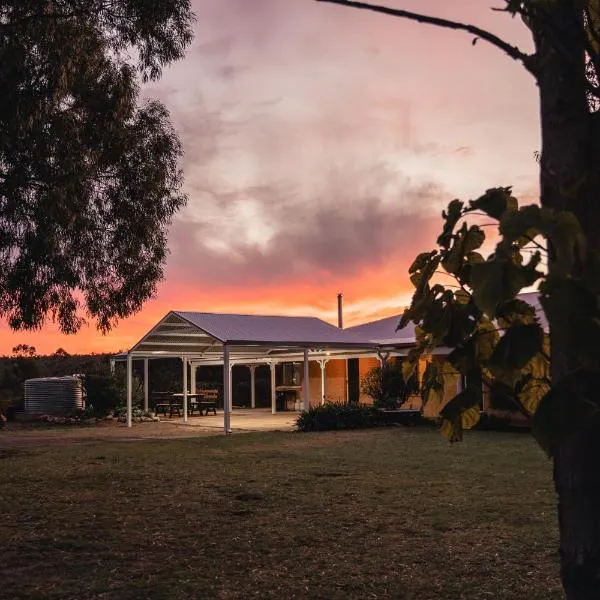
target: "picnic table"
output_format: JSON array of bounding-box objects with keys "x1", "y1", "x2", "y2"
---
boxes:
[
  {"x1": 153, "y1": 392, "x2": 183, "y2": 417},
  {"x1": 171, "y1": 393, "x2": 207, "y2": 416}
]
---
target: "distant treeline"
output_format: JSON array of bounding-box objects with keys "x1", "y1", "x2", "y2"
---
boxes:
[{"x1": 0, "y1": 347, "x2": 273, "y2": 413}]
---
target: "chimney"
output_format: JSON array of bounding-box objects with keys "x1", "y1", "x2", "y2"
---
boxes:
[{"x1": 337, "y1": 293, "x2": 343, "y2": 329}]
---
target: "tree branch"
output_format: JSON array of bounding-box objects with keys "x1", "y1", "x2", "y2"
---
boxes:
[{"x1": 315, "y1": 0, "x2": 538, "y2": 76}]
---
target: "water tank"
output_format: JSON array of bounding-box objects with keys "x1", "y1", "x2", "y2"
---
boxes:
[{"x1": 24, "y1": 376, "x2": 85, "y2": 415}]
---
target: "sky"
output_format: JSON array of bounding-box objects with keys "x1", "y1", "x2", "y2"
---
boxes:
[{"x1": 0, "y1": 0, "x2": 541, "y2": 355}]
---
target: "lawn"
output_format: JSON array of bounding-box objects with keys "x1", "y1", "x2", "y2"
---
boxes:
[{"x1": 0, "y1": 428, "x2": 561, "y2": 599}]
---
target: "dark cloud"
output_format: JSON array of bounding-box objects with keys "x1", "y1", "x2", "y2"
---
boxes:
[{"x1": 166, "y1": 169, "x2": 446, "y2": 287}]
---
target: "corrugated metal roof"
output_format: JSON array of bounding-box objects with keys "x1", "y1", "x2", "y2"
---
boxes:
[
  {"x1": 173, "y1": 311, "x2": 373, "y2": 346},
  {"x1": 346, "y1": 314, "x2": 415, "y2": 346},
  {"x1": 346, "y1": 291, "x2": 548, "y2": 345}
]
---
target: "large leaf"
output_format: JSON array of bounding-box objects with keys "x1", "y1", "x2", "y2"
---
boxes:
[
  {"x1": 441, "y1": 224, "x2": 485, "y2": 275},
  {"x1": 489, "y1": 324, "x2": 544, "y2": 370},
  {"x1": 469, "y1": 187, "x2": 518, "y2": 220},
  {"x1": 409, "y1": 252, "x2": 441, "y2": 291},
  {"x1": 471, "y1": 258, "x2": 543, "y2": 316},
  {"x1": 437, "y1": 199, "x2": 464, "y2": 249},
  {"x1": 518, "y1": 374, "x2": 550, "y2": 416},
  {"x1": 496, "y1": 298, "x2": 538, "y2": 328},
  {"x1": 420, "y1": 361, "x2": 444, "y2": 409},
  {"x1": 439, "y1": 385, "x2": 482, "y2": 442},
  {"x1": 474, "y1": 318, "x2": 500, "y2": 364},
  {"x1": 500, "y1": 204, "x2": 543, "y2": 248}
]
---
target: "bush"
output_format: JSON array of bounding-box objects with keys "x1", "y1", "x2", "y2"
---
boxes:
[
  {"x1": 84, "y1": 374, "x2": 125, "y2": 416},
  {"x1": 296, "y1": 402, "x2": 382, "y2": 432},
  {"x1": 360, "y1": 360, "x2": 419, "y2": 409}
]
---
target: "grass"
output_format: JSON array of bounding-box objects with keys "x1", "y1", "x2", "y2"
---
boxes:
[{"x1": 0, "y1": 428, "x2": 562, "y2": 599}]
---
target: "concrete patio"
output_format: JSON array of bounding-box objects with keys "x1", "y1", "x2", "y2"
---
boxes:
[{"x1": 158, "y1": 407, "x2": 298, "y2": 432}]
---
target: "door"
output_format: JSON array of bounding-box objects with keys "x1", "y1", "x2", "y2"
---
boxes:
[{"x1": 347, "y1": 359, "x2": 360, "y2": 404}]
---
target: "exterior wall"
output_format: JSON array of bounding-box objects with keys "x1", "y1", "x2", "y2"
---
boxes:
[
  {"x1": 297, "y1": 359, "x2": 348, "y2": 407},
  {"x1": 323, "y1": 359, "x2": 347, "y2": 404}
]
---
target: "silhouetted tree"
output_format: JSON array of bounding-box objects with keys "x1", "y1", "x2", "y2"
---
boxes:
[
  {"x1": 11, "y1": 344, "x2": 37, "y2": 358},
  {"x1": 0, "y1": 1, "x2": 193, "y2": 333}
]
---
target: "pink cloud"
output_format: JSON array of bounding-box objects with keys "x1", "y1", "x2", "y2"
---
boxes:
[{"x1": 0, "y1": 1, "x2": 541, "y2": 354}]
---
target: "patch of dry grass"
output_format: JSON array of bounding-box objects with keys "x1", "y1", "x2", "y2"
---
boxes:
[{"x1": 0, "y1": 428, "x2": 561, "y2": 599}]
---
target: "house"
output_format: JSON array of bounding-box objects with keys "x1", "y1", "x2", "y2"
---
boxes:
[{"x1": 117, "y1": 292, "x2": 546, "y2": 431}]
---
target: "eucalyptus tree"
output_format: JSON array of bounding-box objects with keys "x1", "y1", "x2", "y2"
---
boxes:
[
  {"x1": 0, "y1": 1, "x2": 194, "y2": 333},
  {"x1": 316, "y1": 1, "x2": 600, "y2": 597}
]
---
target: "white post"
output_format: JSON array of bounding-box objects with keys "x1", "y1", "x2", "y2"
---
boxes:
[
  {"x1": 228, "y1": 363, "x2": 233, "y2": 411},
  {"x1": 224, "y1": 345, "x2": 231, "y2": 433},
  {"x1": 249, "y1": 365, "x2": 256, "y2": 409},
  {"x1": 270, "y1": 362, "x2": 277, "y2": 414},
  {"x1": 303, "y1": 349, "x2": 310, "y2": 411},
  {"x1": 143, "y1": 358, "x2": 149, "y2": 413},
  {"x1": 318, "y1": 359, "x2": 329, "y2": 406},
  {"x1": 182, "y1": 357, "x2": 188, "y2": 423},
  {"x1": 126, "y1": 353, "x2": 133, "y2": 428},
  {"x1": 190, "y1": 364, "x2": 197, "y2": 395},
  {"x1": 110, "y1": 358, "x2": 116, "y2": 376}
]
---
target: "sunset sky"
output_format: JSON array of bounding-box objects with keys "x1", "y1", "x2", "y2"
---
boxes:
[{"x1": 0, "y1": 0, "x2": 541, "y2": 355}]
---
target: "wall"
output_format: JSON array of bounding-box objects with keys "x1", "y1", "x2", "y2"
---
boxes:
[{"x1": 297, "y1": 358, "x2": 347, "y2": 407}]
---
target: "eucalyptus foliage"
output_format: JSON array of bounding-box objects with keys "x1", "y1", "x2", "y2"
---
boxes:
[{"x1": 0, "y1": 1, "x2": 194, "y2": 333}]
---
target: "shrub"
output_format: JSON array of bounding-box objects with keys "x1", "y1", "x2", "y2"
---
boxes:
[
  {"x1": 296, "y1": 402, "x2": 382, "y2": 432},
  {"x1": 360, "y1": 360, "x2": 419, "y2": 409},
  {"x1": 85, "y1": 374, "x2": 125, "y2": 416}
]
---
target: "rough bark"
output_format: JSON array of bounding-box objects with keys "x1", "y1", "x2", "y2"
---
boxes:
[
  {"x1": 533, "y1": 4, "x2": 600, "y2": 597},
  {"x1": 554, "y1": 422, "x2": 600, "y2": 599}
]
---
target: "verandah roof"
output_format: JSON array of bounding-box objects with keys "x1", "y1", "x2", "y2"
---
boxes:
[{"x1": 127, "y1": 310, "x2": 378, "y2": 363}]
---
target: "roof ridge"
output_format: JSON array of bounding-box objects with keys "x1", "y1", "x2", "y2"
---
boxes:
[{"x1": 173, "y1": 310, "x2": 333, "y2": 322}]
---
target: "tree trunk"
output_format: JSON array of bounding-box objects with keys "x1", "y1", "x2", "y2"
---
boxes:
[
  {"x1": 554, "y1": 422, "x2": 600, "y2": 599},
  {"x1": 533, "y1": 3, "x2": 600, "y2": 597}
]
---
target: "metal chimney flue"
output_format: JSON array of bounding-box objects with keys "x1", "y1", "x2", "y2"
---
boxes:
[{"x1": 337, "y1": 293, "x2": 343, "y2": 329}]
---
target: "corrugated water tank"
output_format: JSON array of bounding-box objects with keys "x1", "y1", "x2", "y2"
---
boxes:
[{"x1": 24, "y1": 376, "x2": 84, "y2": 415}]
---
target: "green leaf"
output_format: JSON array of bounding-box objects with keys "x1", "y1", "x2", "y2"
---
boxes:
[
  {"x1": 420, "y1": 361, "x2": 444, "y2": 409},
  {"x1": 441, "y1": 224, "x2": 485, "y2": 275},
  {"x1": 454, "y1": 289, "x2": 471, "y2": 305},
  {"x1": 470, "y1": 262, "x2": 505, "y2": 315},
  {"x1": 437, "y1": 199, "x2": 465, "y2": 249},
  {"x1": 469, "y1": 187, "x2": 517, "y2": 220},
  {"x1": 408, "y1": 252, "x2": 441, "y2": 291},
  {"x1": 496, "y1": 298, "x2": 538, "y2": 328},
  {"x1": 499, "y1": 204, "x2": 543, "y2": 248},
  {"x1": 518, "y1": 374, "x2": 550, "y2": 415},
  {"x1": 489, "y1": 324, "x2": 544, "y2": 370},
  {"x1": 470, "y1": 258, "x2": 543, "y2": 317},
  {"x1": 440, "y1": 385, "x2": 481, "y2": 421},
  {"x1": 439, "y1": 386, "x2": 482, "y2": 442},
  {"x1": 475, "y1": 319, "x2": 500, "y2": 364}
]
